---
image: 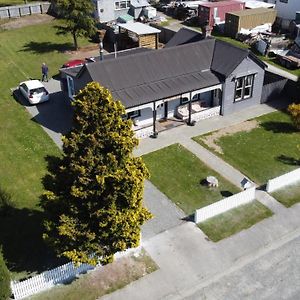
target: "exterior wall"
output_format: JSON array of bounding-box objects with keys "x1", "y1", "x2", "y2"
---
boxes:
[
  {"x1": 221, "y1": 57, "x2": 264, "y2": 115},
  {"x1": 94, "y1": 0, "x2": 129, "y2": 22},
  {"x1": 225, "y1": 9, "x2": 277, "y2": 37},
  {"x1": 275, "y1": 0, "x2": 300, "y2": 21},
  {"x1": 198, "y1": 2, "x2": 245, "y2": 28}
]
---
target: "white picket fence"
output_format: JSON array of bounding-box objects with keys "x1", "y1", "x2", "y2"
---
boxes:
[
  {"x1": 134, "y1": 126, "x2": 153, "y2": 139},
  {"x1": 266, "y1": 167, "x2": 300, "y2": 193},
  {"x1": 10, "y1": 245, "x2": 141, "y2": 300},
  {"x1": 11, "y1": 262, "x2": 94, "y2": 299},
  {"x1": 194, "y1": 187, "x2": 256, "y2": 223}
]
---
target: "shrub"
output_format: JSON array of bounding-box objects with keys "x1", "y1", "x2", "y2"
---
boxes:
[
  {"x1": 0, "y1": 251, "x2": 11, "y2": 300},
  {"x1": 288, "y1": 103, "x2": 300, "y2": 130}
]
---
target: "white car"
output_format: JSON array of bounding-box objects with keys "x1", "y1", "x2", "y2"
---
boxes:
[{"x1": 19, "y1": 80, "x2": 50, "y2": 105}]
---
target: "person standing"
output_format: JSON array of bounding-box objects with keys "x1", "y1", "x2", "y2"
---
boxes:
[{"x1": 41, "y1": 63, "x2": 49, "y2": 82}]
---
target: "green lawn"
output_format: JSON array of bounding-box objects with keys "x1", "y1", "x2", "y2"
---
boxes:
[
  {"x1": 272, "y1": 183, "x2": 300, "y2": 207},
  {"x1": 198, "y1": 200, "x2": 273, "y2": 242},
  {"x1": 0, "y1": 19, "x2": 93, "y2": 279},
  {"x1": 29, "y1": 250, "x2": 158, "y2": 300},
  {"x1": 193, "y1": 111, "x2": 300, "y2": 185},
  {"x1": 143, "y1": 144, "x2": 240, "y2": 215}
]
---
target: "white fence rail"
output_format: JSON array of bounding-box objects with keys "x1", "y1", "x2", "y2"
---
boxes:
[
  {"x1": 11, "y1": 245, "x2": 141, "y2": 300},
  {"x1": 11, "y1": 262, "x2": 94, "y2": 300},
  {"x1": 194, "y1": 187, "x2": 256, "y2": 223},
  {"x1": 134, "y1": 126, "x2": 153, "y2": 139},
  {"x1": 191, "y1": 106, "x2": 220, "y2": 122},
  {"x1": 266, "y1": 167, "x2": 300, "y2": 193}
]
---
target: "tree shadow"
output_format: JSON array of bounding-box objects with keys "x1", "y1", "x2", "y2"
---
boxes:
[
  {"x1": 277, "y1": 155, "x2": 300, "y2": 166},
  {"x1": 0, "y1": 187, "x2": 64, "y2": 277},
  {"x1": 259, "y1": 121, "x2": 297, "y2": 134},
  {"x1": 20, "y1": 41, "x2": 74, "y2": 54}
]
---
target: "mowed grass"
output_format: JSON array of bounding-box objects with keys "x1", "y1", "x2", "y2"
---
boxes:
[
  {"x1": 29, "y1": 250, "x2": 158, "y2": 300},
  {"x1": 143, "y1": 144, "x2": 240, "y2": 215},
  {"x1": 193, "y1": 111, "x2": 300, "y2": 185},
  {"x1": 0, "y1": 19, "x2": 88, "y2": 209},
  {"x1": 272, "y1": 183, "x2": 300, "y2": 207},
  {"x1": 198, "y1": 201, "x2": 273, "y2": 242},
  {"x1": 0, "y1": 19, "x2": 93, "y2": 278}
]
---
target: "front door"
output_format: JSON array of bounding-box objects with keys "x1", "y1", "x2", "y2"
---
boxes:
[{"x1": 156, "y1": 102, "x2": 166, "y2": 120}]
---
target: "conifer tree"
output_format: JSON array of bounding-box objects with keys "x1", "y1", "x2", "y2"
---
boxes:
[
  {"x1": 41, "y1": 82, "x2": 151, "y2": 265},
  {"x1": 0, "y1": 252, "x2": 11, "y2": 300}
]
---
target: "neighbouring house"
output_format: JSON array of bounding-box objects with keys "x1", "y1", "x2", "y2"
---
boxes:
[
  {"x1": 93, "y1": 0, "x2": 151, "y2": 23},
  {"x1": 225, "y1": 7, "x2": 277, "y2": 37},
  {"x1": 198, "y1": 0, "x2": 245, "y2": 32},
  {"x1": 60, "y1": 39, "x2": 266, "y2": 138},
  {"x1": 273, "y1": 0, "x2": 300, "y2": 23}
]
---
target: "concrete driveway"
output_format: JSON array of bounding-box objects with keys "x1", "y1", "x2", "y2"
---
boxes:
[{"x1": 14, "y1": 78, "x2": 73, "y2": 148}]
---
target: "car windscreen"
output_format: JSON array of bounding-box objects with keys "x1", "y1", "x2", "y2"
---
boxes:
[{"x1": 30, "y1": 87, "x2": 47, "y2": 94}]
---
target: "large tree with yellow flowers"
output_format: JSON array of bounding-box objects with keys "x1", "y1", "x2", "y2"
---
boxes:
[{"x1": 41, "y1": 82, "x2": 151, "y2": 265}]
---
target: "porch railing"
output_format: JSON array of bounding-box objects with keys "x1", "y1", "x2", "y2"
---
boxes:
[{"x1": 191, "y1": 106, "x2": 221, "y2": 122}]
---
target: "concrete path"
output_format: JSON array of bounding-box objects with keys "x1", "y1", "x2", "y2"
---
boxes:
[
  {"x1": 180, "y1": 138, "x2": 247, "y2": 188},
  {"x1": 102, "y1": 203, "x2": 300, "y2": 300},
  {"x1": 135, "y1": 101, "x2": 281, "y2": 157},
  {"x1": 142, "y1": 180, "x2": 185, "y2": 240}
]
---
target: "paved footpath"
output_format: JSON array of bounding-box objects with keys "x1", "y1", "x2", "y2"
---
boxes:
[
  {"x1": 102, "y1": 203, "x2": 300, "y2": 300},
  {"x1": 135, "y1": 100, "x2": 283, "y2": 157}
]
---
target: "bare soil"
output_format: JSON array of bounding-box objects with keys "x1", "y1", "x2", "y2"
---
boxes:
[
  {"x1": 0, "y1": 14, "x2": 54, "y2": 30},
  {"x1": 200, "y1": 120, "x2": 259, "y2": 154}
]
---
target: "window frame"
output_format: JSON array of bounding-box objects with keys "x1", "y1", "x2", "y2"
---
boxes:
[
  {"x1": 127, "y1": 110, "x2": 141, "y2": 119},
  {"x1": 234, "y1": 74, "x2": 254, "y2": 102},
  {"x1": 115, "y1": 0, "x2": 130, "y2": 10}
]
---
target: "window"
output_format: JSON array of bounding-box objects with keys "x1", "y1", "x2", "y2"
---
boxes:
[
  {"x1": 115, "y1": 1, "x2": 130, "y2": 10},
  {"x1": 234, "y1": 74, "x2": 254, "y2": 102},
  {"x1": 180, "y1": 96, "x2": 189, "y2": 105},
  {"x1": 279, "y1": 0, "x2": 288, "y2": 3},
  {"x1": 127, "y1": 110, "x2": 140, "y2": 119}
]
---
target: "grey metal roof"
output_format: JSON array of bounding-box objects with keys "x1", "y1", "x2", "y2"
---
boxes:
[
  {"x1": 211, "y1": 40, "x2": 249, "y2": 77},
  {"x1": 130, "y1": 0, "x2": 150, "y2": 8},
  {"x1": 75, "y1": 38, "x2": 264, "y2": 108},
  {"x1": 83, "y1": 39, "x2": 217, "y2": 108},
  {"x1": 165, "y1": 27, "x2": 204, "y2": 48}
]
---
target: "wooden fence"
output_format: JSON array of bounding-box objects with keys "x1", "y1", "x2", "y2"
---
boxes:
[
  {"x1": 0, "y1": 2, "x2": 50, "y2": 19},
  {"x1": 194, "y1": 187, "x2": 256, "y2": 223},
  {"x1": 266, "y1": 167, "x2": 300, "y2": 193},
  {"x1": 261, "y1": 71, "x2": 288, "y2": 103}
]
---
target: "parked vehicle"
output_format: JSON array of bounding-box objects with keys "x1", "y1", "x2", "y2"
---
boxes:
[
  {"x1": 61, "y1": 59, "x2": 85, "y2": 69},
  {"x1": 19, "y1": 80, "x2": 49, "y2": 105}
]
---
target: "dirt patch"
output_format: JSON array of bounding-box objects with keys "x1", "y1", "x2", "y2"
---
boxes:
[
  {"x1": 67, "y1": 45, "x2": 101, "y2": 61},
  {"x1": 200, "y1": 120, "x2": 259, "y2": 154},
  {"x1": 0, "y1": 14, "x2": 54, "y2": 30},
  {"x1": 31, "y1": 249, "x2": 158, "y2": 300}
]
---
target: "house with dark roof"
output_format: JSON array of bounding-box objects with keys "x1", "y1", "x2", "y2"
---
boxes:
[{"x1": 61, "y1": 39, "x2": 265, "y2": 138}]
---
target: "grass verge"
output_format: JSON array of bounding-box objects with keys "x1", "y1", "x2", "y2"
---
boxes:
[
  {"x1": 29, "y1": 249, "x2": 158, "y2": 300},
  {"x1": 271, "y1": 183, "x2": 300, "y2": 207},
  {"x1": 0, "y1": 19, "x2": 93, "y2": 279},
  {"x1": 193, "y1": 111, "x2": 300, "y2": 185},
  {"x1": 143, "y1": 144, "x2": 240, "y2": 215},
  {"x1": 198, "y1": 200, "x2": 273, "y2": 242}
]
